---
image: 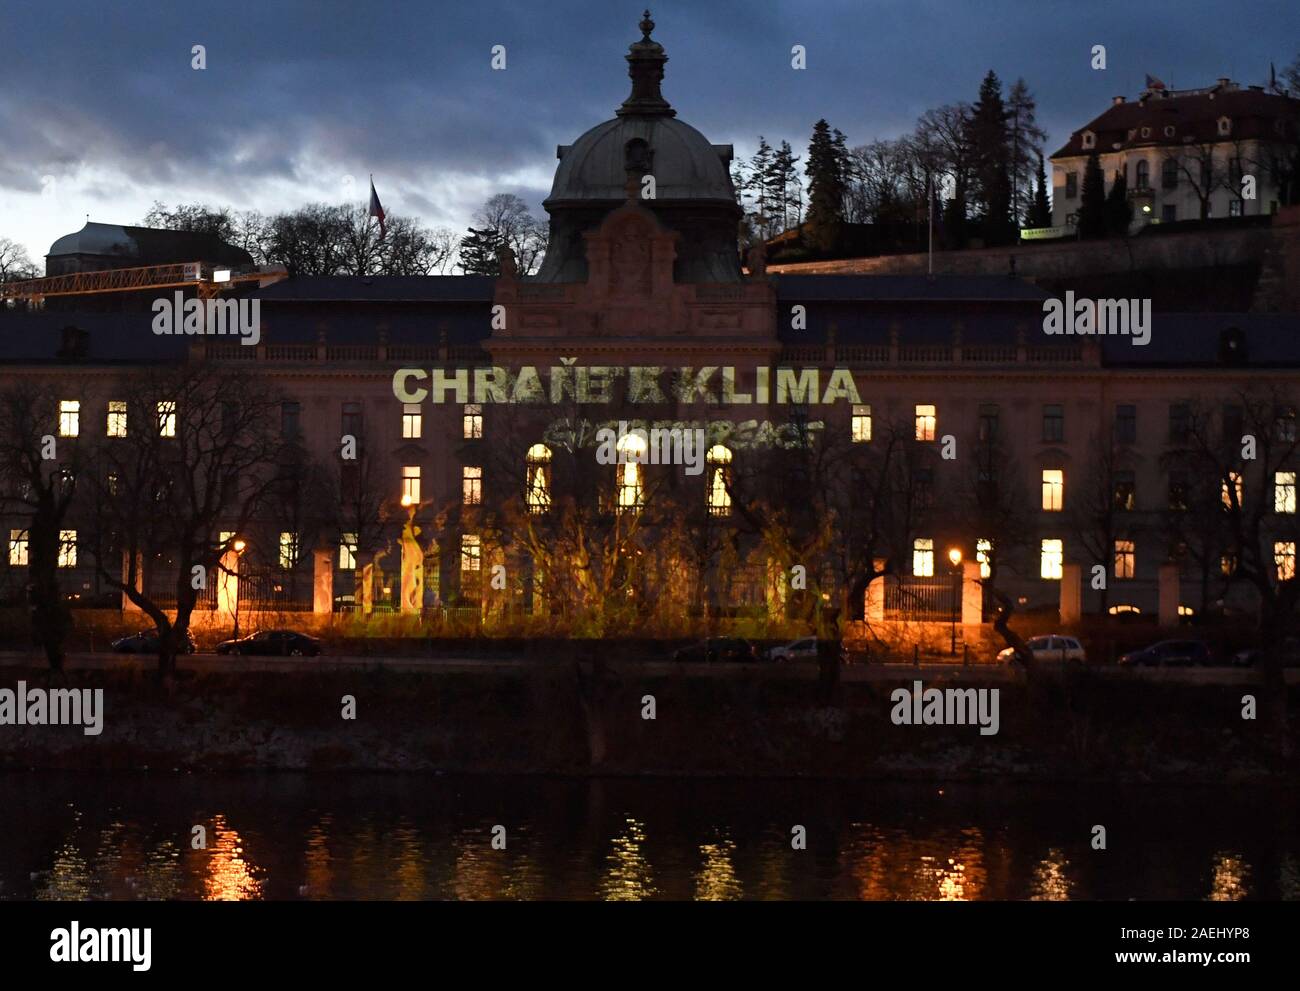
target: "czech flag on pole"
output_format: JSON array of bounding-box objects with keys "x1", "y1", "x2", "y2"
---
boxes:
[{"x1": 368, "y1": 176, "x2": 387, "y2": 240}]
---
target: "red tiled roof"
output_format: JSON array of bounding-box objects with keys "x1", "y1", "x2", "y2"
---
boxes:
[{"x1": 1051, "y1": 84, "x2": 1300, "y2": 159}]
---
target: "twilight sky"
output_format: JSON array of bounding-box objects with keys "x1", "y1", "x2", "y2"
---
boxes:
[{"x1": 1, "y1": 0, "x2": 1297, "y2": 266}]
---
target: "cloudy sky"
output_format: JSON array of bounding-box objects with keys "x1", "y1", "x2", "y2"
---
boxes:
[{"x1": 2, "y1": 0, "x2": 1296, "y2": 266}]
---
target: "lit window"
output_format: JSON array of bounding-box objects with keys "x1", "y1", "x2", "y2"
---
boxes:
[
  {"x1": 915, "y1": 404, "x2": 936, "y2": 442},
  {"x1": 59, "y1": 400, "x2": 80, "y2": 437},
  {"x1": 278, "y1": 531, "x2": 300, "y2": 569},
  {"x1": 851, "y1": 404, "x2": 872, "y2": 443},
  {"x1": 1221, "y1": 553, "x2": 1237, "y2": 576},
  {"x1": 461, "y1": 534, "x2": 481, "y2": 572},
  {"x1": 913, "y1": 538, "x2": 934, "y2": 577},
  {"x1": 1275, "y1": 541, "x2": 1296, "y2": 582},
  {"x1": 57, "y1": 529, "x2": 77, "y2": 568},
  {"x1": 402, "y1": 402, "x2": 422, "y2": 439},
  {"x1": 1108, "y1": 604, "x2": 1141, "y2": 616},
  {"x1": 463, "y1": 403, "x2": 483, "y2": 440},
  {"x1": 616, "y1": 433, "x2": 646, "y2": 513},
  {"x1": 462, "y1": 465, "x2": 482, "y2": 506},
  {"x1": 8, "y1": 529, "x2": 28, "y2": 566},
  {"x1": 1040, "y1": 539, "x2": 1063, "y2": 580},
  {"x1": 976, "y1": 538, "x2": 993, "y2": 579},
  {"x1": 1222, "y1": 471, "x2": 1243, "y2": 508},
  {"x1": 1041, "y1": 469, "x2": 1064, "y2": 511},
  {"x1": 706, "y1": 445, "x2": 732, "y2": 517},
  {"x1": 107, "y1": 400, "x2": 127, "y2": 437},
  {"x1": 1276, "y1": 471, "x2": 1297, "y2": 514},
  {"x1": 340, "y1": 533, "x2": 358, "y2": 570},
  {"x1": 401, "y1": 465, "x2": 421, "y2": 504},
  {"x1": 525, "y1": 444, "x2": 552, "y2": 514},
  {"x1": 1113, "y1": 539, "x2": 1136, "y2": 579},
  {"x1": 157, "y1": 401, "x2": 176, "y2": 437}
]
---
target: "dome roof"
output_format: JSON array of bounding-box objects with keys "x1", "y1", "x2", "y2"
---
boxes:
[{"x1": 546, "y1": 116, "x2": 735, "y2": 205}]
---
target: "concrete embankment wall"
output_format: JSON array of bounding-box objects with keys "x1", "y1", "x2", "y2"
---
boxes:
[{"x1": 0, "y1": 661, "x2": 1293, "y2": 781}]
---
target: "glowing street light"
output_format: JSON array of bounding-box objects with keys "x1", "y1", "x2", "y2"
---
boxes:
[
  {"x1": 947, "y1": 547, "x2": 963, "y2": 656},
  {"x1": 232, "y1": 538, "x2": 246, "y2": 639}
]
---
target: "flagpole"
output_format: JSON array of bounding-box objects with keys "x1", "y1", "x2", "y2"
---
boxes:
[{"x1": 927, "y1": 172, "x2": 934, "y2": 276}]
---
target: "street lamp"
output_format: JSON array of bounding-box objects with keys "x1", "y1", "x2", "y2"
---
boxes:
[
  {"x1": 232, "y1": 539, "x2": 246, "y2": 640},
  {"x1": 947, "y1": 547, "x2": 963, "y2": 656}
]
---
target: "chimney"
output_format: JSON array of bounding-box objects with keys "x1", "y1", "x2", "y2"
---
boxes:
[{"x1": 1113, "y1": 95, "x2": 1126, "y2": 105}]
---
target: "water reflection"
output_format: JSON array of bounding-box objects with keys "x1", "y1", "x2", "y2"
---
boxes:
[
  {"x1": 200, "y1": 815, "x2": 264, "y2": 901},
  {"x1": 1207, "y1": 851, "x2": 1250, "y2": 901},
  {"x1": 1030, "y1": 848, "x2": 1073, "y2": 901},
  {"x1": 2, "y1": 776, "x2": 1296, "y2": 901},
  {"x1": 695, "y1": 837, "x2": 742, "y2": 901},
  {"x1": 601, "y1": 817, "x2": 655, "y2": 901}
]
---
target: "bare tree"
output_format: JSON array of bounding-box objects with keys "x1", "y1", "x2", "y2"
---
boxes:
[
  {"x1": 79, "y1": 363, "x2": 283, "y2": 675},
  {"x1": 0, "y1": 237, "x2": 40, "y2": 283},
  {"x1": 0, "y1": 382, "x2": 83, "y2": 670}
]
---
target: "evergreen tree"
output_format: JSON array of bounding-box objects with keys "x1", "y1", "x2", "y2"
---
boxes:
[
  {"x1": 1077, "y1": 150, "x2": 1107, "y2": 239},
  {"x1": 1105, "y1": 169, "x2": 1133, "y2": 237},
  {"x1": 1029, "y1": 153, "x2": 1052, "y2": 228},
  {"x1": 966, "y1": 70, "x2": 1014, "y2": 245},
  {"x1": 1006, "y1": 79, "x2": 1047, "y2": 226},
  {"x1": 458, "y1": 225, "x2": 501, "y2": 275},
  {"x1": 805, "y1": 119, "x2": 846, "y2": 254},
  {"x1": 749, "y1": 137, "x2": 775, "y2": 238},
  {"x1": 765, "y1": 140, "x2": 801, "y2": 234}
]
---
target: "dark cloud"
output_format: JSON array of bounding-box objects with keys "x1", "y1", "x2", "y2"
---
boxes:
[{"x1": 1, "y1": 0, "x2": 1297, "y2": 255}]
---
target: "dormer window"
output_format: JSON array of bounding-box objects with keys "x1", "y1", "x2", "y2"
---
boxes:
[
  {"x1": 1163, "y1": 125, "x2": 1175, "y2": 137},
  {"x1": 1140, "y1": 126, "x2": 1151, "y2": 138},
  {"x1": 1081, "y1": 130, "x2": 1096, "y2": 150},
  {"x1": 624, "y1": 138, "x2": 653, "y2": 176},
  {"x1": 1217, "y1": 116, "x2": 1232, "y2": 136}
]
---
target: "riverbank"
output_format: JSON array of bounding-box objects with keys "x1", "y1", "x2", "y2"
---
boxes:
[{"x1": 1, "y1": 659, "x2": 1294, "y2": 781}]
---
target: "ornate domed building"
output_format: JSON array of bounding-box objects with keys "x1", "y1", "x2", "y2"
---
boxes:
[{"x1": 536, "y1": 11, "x2": 743, "y2": 283}]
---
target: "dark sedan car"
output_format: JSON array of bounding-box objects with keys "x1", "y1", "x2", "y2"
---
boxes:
[
  {"x1": 215, "y1": 629, "x2": 321, "y2": 656},
  {"x1": 110, "y1": 629, "x2": 196, "y2": 654},
  {"x1": 1118, "y1": 639, "x2": 1214, "y2": 667},
  {"x1": 672, "y1": 637, "x2": 758, "y2": 663}
]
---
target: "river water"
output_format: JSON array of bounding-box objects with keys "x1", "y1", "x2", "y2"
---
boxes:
[{"x1": 1, "y1": 774, "x2": 1296, "y2": 900}]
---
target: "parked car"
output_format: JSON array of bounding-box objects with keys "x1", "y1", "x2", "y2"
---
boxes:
[
  {"x1": 110, "y1": 629, "x2": 196, "y2": 654},
  {"x1": 672, "y1": 637, "x2": 758, "y2": 663},
  {"x1": 1231, "y1": 639, "x2": 1300, "y2": 668},
  {"x1": 215, "y1": 629, "x2": 322, "y2": 656},
  {"x1": 996, "y1": 635, "x2": 1087, "y2": 664},
  {"x1": 769, "y1": 637, "x2": 850, "y2": 663},
  {"x1": 1118, "y1": 639, "x2": 1213, "y2": 667}
]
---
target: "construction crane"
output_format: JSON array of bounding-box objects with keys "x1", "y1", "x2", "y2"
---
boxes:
[{"x1": 0, "y1": 261, "x2": 288, "y2": 303}]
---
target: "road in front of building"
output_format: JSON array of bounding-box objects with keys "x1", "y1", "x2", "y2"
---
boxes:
[{"x1": 0, "y1": 650, "x2": 1296, "y2": 683}]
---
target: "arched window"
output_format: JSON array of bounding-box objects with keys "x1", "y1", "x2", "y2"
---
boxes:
[
  {"x1": 1135, "y1": 160, "x2": 1149, "y2": 190},
  {"x1": 525, "y1": 443, "x2": 551, "y2": 514},
  {"x1": 706, "y1": 445, "x2": 732, "y2": 517},
  {"x1": 616, "y1": 434, "x2": 645, "y2": 513},
  {"x1": 1161, "y1": 158, "x2": 1178, "y2": 189}
]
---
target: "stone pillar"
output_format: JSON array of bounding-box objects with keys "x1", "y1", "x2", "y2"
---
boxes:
[
  {"x1": 866, "y1": 558, "x2": 887, "y2": 624},
  {"x1": 400, "y1": 526, "x2": 423, "y2": 615},
  {"x1": 121, "y1": 550, "x2": 144, "y2": 612},
  {"x1": 215, "y1": 549, "x2": 237, "y2": 622},
  {"x1": 961, "y1": 560, "x2": 983, "y2": 626},
  {"x1": 1059, "y1": 563, "x2": 1082, "y2": 625},
  {"x1": 313, "y1": 547, "x2": 333, "y2": 615},
  {"x1": 1158, "y1": 563, "x2": 1180, "y2": 627},
  {"x1": 356, "y1": 551, "x2": 375, "y2": 616}
]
